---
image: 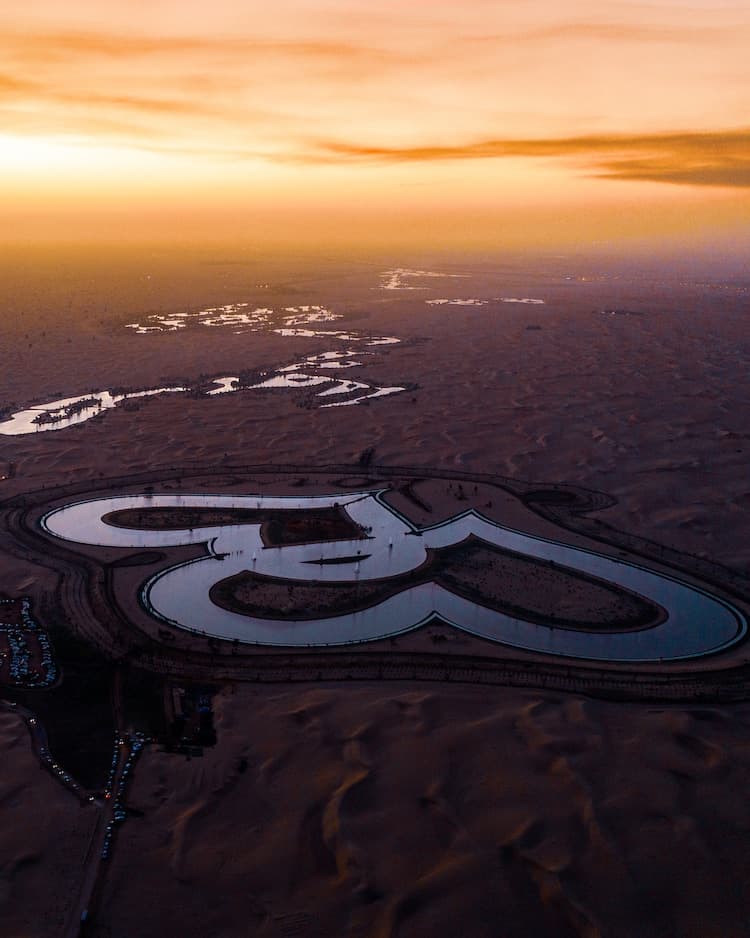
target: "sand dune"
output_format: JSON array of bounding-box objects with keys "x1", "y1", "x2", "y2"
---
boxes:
[{"x1": 93, "y1": 684, "x2": 750, "y2": 938}]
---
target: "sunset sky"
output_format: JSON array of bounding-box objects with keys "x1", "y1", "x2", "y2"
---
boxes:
[{"x1": 2, "y1": 0, "x2": 749, "y2": 250}]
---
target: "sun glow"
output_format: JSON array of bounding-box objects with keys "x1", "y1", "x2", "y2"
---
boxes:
[
  {"x1": 1, "y1": 0, "x2": 749, "y2": 249},
  {"x1": 0, "y1": 134, "x2": 112, "y2": 174},
  {"x1": 0, "y1": 134, "x2": 200, "y2": 202}
]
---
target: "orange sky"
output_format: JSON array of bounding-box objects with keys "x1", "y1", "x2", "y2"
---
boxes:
[{"x1": 1, "y1": 1, "x2": 749, "y2": 250}]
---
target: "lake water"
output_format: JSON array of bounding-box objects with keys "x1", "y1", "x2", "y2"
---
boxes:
[
  {"x1": 41, "y1": 491, "x2": 746, "y2": 661},
  {"x1": 0, "y1": 312, "x2": 406, "y2": 435}
]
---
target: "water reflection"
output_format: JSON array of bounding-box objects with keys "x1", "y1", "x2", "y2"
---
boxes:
[
  {"x1": 426, "y1": 297, "x2": 546, "y2": 306},
  {"x1": 0, "y1": 387, "x2": 187, "y2": 435},
  {"x1": 126, "y1": 304, "x2": 333, "y2": 335},
  {"x1": 42, "y1": 491, "x2": 746, "y2": 661},
  {"x1": 1, "y1": 360, "x2": 407, "y2": 434},
  {"x1": 1, "y1": 313, "x2": 408, "y2": 435},
  {"x1": 380, "y1": 269, "x2": 469, "y2": 291}
]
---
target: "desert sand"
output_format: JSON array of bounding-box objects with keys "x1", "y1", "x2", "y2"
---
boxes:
[
  {"x1": 2, "y1": 246, "x2": 750, "y2": 936},
  {"x1": 0, "y1": 707, "x2": 98, "y2": 936},
  {"x1": 97, "y1": 684, "x2": 750, "y2": 938}
]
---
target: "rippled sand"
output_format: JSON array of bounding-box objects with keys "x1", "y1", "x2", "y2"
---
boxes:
[{"x1": 96, "y1": 684, "x2": 750, "y2": 938}]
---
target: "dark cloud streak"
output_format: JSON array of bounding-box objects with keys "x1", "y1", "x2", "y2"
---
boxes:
[{"x1": 308, "y1": 130, "x2": 750, "y2": 189}]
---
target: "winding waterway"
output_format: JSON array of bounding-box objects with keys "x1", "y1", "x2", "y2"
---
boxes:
[{"x1": 41, "y1": 491, "x2": 746, "y2": 662}]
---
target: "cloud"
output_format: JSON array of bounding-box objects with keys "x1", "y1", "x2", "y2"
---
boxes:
[
  {"x1": 472, "y1": 21, "x2": 748, "y2": 45},
  {"x1": 2, "y1": 26, "x2": 749, "y2": 190},
  {"x1": 307, "y1": 129, "x2": 750, "y2": 188},
  {"x1": 0, "y1": 73, "x2": 40, "y2": 97},
  {"x1": 0, "y1": 29, "x2": 411, "y2": 139},
  {"x1": 55, "y1": 91, "x2": 215, "y2": 117},
  {"x1": 0, "y1": 107, "x2": 167, "y2": 141},
  {"x1": 0, "y1": 72, "x2": 222, "y2": 122},
  {"x1": 0, "y1": 63, "x2": 284, "y2": 138},
  {"x1": 598, "y1": 158, "x2": 750, "y2": 188},
  {"x1": 2, "y1": 30, "x2": 404, "y2": 69}
]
